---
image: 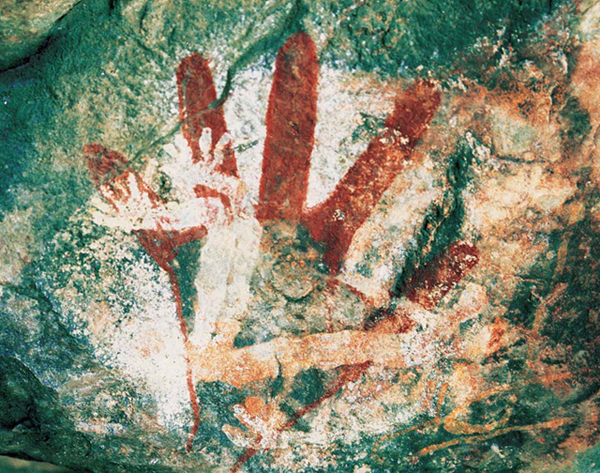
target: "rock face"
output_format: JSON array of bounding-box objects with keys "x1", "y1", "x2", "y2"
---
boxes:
[
  {"x1": 0, "y1": 0, "x2": 80, "y2": 71},
  {"x1": 2, "y1": 1, "x2": 600, "y2": 472}
]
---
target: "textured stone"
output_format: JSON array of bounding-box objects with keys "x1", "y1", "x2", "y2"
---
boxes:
[
  {"x1": 1, "y1": 1, "x2": 600, "y2": 472},
  {"x1": 0, "y1": 0, "x2": 80, "y2": 71}
]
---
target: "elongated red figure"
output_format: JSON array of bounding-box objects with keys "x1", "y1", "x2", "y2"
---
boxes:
[{"x1": 257, "y1": 32, "x2": 319, "y2": 221}]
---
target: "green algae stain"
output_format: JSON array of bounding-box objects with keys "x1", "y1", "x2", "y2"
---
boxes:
[
  {"x1": 504, "y1": 231, "x2": 562, "y2": 329},
  {"x1": 394, "y1": 139, "x2": 476, "y2": 297},
  {"x1": 575, "y1": 440, "x2": 600, "y2": 473},
  {"x1": 0, "y1": 1, "x2": 594, "y2": 472},
  {"x1": 305, "y1": 380, "x2": 572, "y2": 473},
  {"x1": 193, "y1": 381, "x2": 250, "y2": 455},
  {"x1": 349, "y1": 113, "x2": 386, "y2": 144},
  {"x1": 542, "y1": 215, "x2": 600, "y2": 373},
  {"x1": 290, "y1": 367, "x2": 327, "y2": 405},
  {"x1": 0, "y1": 356, "x2": 92, "y2": 467},
  {"x1": 559, "y1": 95, "x2": 592, "y2": 153},
  {"x1": 172, "y1": 239, "x2": 203, "y2": 331},
  {"x1": 323, "y1": 0, "x2": 561, "y2": 80}
]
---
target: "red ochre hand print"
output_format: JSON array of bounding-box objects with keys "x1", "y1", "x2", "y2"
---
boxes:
[{"x1": 83, "y1": 31, "x2": 480, "y2": 466}]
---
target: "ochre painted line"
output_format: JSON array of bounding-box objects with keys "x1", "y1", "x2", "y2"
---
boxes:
[
  {"x1": 256, "y1": 32, "x2": 319, "y2": 221},
  {"x1": 177, "y1": 53, "x2": 238, "y2": 176},
  {"x1": 303, "y1": 81, "x2": 441, "y2": 272}
]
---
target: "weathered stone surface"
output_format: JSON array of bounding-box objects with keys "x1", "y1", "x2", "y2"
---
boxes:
[
  {"x1": 0, "y1": 0, "x2": 80, "y2": 71},
  {"x1": 0, "y1": 455, "x2": 72, "y2": 472},
  {"x1": 1, "y1": 1, "x2": 600, "y2": 472}
]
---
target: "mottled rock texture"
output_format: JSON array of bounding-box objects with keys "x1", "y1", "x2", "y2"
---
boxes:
[
  {"x1": 0, "y1": 0, "x2": 80, "y2": 71},
  {"x1": 2, "y1": 1, "x2": 600, "y2": 472}
]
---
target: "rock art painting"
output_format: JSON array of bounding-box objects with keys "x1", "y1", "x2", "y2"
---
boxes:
[{"x1": 2, "y1": 1, "x2": 600, "y2": 472}]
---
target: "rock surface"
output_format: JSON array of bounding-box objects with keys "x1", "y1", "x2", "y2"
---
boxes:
[
  {"x1": 0, "y1": 0, "x2": 80, "y2": 71},
  {"x1": 1, "y1": 0, "x2": 600, "y2": 472}
]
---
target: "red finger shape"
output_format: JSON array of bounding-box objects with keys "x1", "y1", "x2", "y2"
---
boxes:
[
  {"x1": 256, "y1": 32, "x2": 319, "y2": 221},
  {"x1": 303, "y1": 80, "x2": 441, "y2": 272},
  {"x1": 400, "y1": 241, "x2": 479, "y2": 310},
  {"x1": 177, "y1": 53, "x2": 238, "y2": 177}
]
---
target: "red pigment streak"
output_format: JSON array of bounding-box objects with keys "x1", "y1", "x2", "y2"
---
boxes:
[
  {"x1": 83, "y1": 145, "x2": 203, "y2": 453},
  {"x1": 256, "y1": 32, "x2": 319, "y2": 222},
  {"x1": 84, "y1": 144, "x2": 167, "y2": 208},
  {"x1": 303, "y1": 81, "x2": 441, "y2": 272},
  {"x1": 134, "y1": 231, "x2": 205, "y2": 453},
  {"x1": 177, "y1": 53, "x2": 238, "y2": 177},
  {"x1": 135, "y1": 229, "x2": 205, "y2": 451},
  {"x1": 230, "y1": 447, "x2": 259, "y2": 473},
  {"x1": 134, "y1": 227, "x2": 207, "y2": 272},
  {"x1": 344, "y1": 282, "x2": 375, "y2": 307},
  {"x1": 230, "y1": 362, "x2": 372, "y2": 473},
  {"x1": 400, "y1": 241, "x2": 480, "y2": 310},
  {"x1": 166, "y1": 269, "x2": 201, "y2": 452},
  {"x1": 281, "y1": 361, "x2": 372, "y2": 430}
]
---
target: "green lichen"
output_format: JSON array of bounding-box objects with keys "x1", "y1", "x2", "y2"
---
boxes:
[
  {"x1": 192, "y1": 381, "x2": 249, "y2": 455},
  {"x1": 172, "y1": 240, "x2": 204, "y2": 331},
  {"x1": 393, "y1": 138, "x2": 477, "y2": 297},
  {"x1": 322, "y1": 0, "x2": 562, "y2": 80}
]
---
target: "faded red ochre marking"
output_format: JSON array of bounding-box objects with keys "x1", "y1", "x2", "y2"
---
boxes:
[
  {"x1": 231, "y1": 240, "x2": 479, "y2": 471},
  {"x1": 256, "y1": 32, "x2": 319, "y2": 221},
  {"x1": 135, "y1": 227, "x2": 208, "y2": 272},
  {"x1": 136, "y1": 231, "x2": 204, "y2": 452},
  {"x1": 229, "y1": 361, "x2": 371, "y2": 473},
  {"x1": 400, "y1": 241, "x2": 479, "y2": 310},
  {"x1": 84, "y1": 144, "x2": 166, "y2": 208},
  {"x1": 303, "y1": 81, "x2": 441, "y2": 272},
  {"x1": 194, "y1": 184, "x2": 233, "y2": 220},
  {"x1": 83, "y1": 143, "x2": 129, "y2": 186},
  {"x1": 83, "y1": 145, "x2": 203, "y2": 453},
  {"x1": 231, "y1": 63, "x2": 441, "y2": 473},
  {"x1": 177, "y1": 53, "x2": 238, "y2": 177},
  {"x1": 166, "y1": 269, "x2": 201, "y2": 452},
  {"x1": 280, "y1": 361, "x2": 372, "y2": 430},
  {"x1": 230, "y1": 447, "x2": 260, "y2": 473}
]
